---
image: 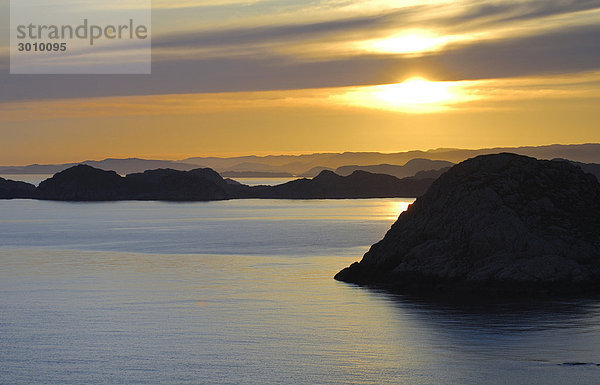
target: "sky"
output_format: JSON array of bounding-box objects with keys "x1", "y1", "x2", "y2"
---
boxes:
[{"x1": 1, "y1": 0, "x2": 599, "y2": 165}]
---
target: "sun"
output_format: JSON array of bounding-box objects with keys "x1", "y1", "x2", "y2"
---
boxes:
[
  {"x1": 375, "y1": 77, "x2": 455, "y2": 106},
  {"x1": 332, "y1": 77, "x2": 476, "y2": 113},
  {"x1": 372, "y1": 34, "x2": 443, "y2": 54}
]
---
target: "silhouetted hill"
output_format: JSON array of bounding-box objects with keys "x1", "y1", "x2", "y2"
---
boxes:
[
  {"x1": 26, "y1": 164, "x2": 435, "y2": 201},
  {"x1": 335, "y1": 159, "x2": 454, "y2": 179},
  {"x1": 410, "y1": 167, "x2": 452, "y2": 180},
  {"x1": 244, "y1": 170, "x2": 434, "y2": 199},
  {"x1": 85, "y1": 159, "x2": 201, "y2": 175},
  {"x1": 0, "y1": 177, "x2": 36, "y2": 199},
  {"x1": 181, "y1": 144, "x2": 600, "y2": 174},
  {"x1": 298, "y1": 166, "x2": 335, "y2": 178},
  {"x1": 125, "y1": 168, "x2": 230, "y2": 201},
  {"x1": 0, "y1": 163, "x2": 78, "y2": 175},
  {"x1": 3, "y1": 144, "x2": 598, "y2": 177},
  {"x1": 36, "y1": 165, "x2": 129, "y2": 201},
  {"x1": 35, "y1": 165, "x2": 233, "y2": 201},
  {"x1": 335, "y1": 153, "x2": 600, "y2": 295},
  {"x1": 555, "y1": 159, "x2": 600, "y2": 181}
]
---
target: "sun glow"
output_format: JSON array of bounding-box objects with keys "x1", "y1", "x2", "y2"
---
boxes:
[
  {"x1": 376, "y1": 78, "x2": 454, "y2": 105},
  {"x1": 357, "y1": 30, "x2": 459, "y2": 55},
  {"x1": 335, "y1": 77, "x2": 475, "y2": 113},
  {"x1": 385, "y1": 200, "x2": 413, "y2": 220}
]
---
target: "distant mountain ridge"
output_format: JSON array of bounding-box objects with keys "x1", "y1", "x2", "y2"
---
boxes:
[
  {"x1": 220, "y1": 171, "x2": 294, "y2": 178},
  {"x1": 4, "y1": 151, "x2": 599, "y2": 203},
  {"x1": 335, "y1": 159, "x2": 454, "y2": 179},
  {"x1": 182, "y1": 144, "x2": 600, "y2": 174},
  {"x1": 0, "y1": 158, "x2": 201, "y2": 175},
  {"x1": 2, "y1": 144, "x2": 598, "y2": 177}
]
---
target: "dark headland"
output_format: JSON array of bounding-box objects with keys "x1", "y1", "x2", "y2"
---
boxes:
[{"x1": 335, "y1": 153, "x2": 600, "y2": 296}]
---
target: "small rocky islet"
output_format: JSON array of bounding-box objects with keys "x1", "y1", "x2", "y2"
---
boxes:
[{"x1": 335, "y1": 153, "x2": 600, "y2": 295}]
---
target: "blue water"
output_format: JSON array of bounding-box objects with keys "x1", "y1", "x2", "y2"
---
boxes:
[{"x1": 1, "y1": 199, "x2": 600, "y2": 384}]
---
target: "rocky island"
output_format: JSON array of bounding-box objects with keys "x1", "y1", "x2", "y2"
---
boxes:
[
  {"x1": 35, "y1": 165, "x2": 232, "y2": 201},
  {"x1": 245, "y1": 170, "x2": 433, "y2": 199},
  {"x1": 0, "y1": 177, "x2": 36, "y2": 199},
  {"x1": 335, "y1": 153, "x2": 600, "y2": 295},
  {"x1": 1, "y1": 164, "x2": 435, "y2": 201}
]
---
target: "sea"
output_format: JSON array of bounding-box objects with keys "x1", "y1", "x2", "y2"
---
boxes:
[{"x1": 1, "y1": 196, "x2": 600, "y2": 384}]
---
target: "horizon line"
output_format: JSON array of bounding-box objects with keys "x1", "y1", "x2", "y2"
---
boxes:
[{"x1": 1, "y1": 142, "x2": 599, "y2": 168}]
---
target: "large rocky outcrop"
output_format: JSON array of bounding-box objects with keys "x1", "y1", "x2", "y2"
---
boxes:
[{"x1": 335, "y1": 153, "x2": 600, "y2": 295}]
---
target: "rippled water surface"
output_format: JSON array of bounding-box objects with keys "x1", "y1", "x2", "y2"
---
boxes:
[{"x1": 1, "y1": 199, "x2": 600, "y2": 384}]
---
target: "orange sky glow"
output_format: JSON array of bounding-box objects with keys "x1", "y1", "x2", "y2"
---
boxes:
[{"x1": 1, "y1": 0, "x2": 599, "y2": 164}]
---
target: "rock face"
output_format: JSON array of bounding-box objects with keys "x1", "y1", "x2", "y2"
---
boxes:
[
  {"x1": 0, "y1": 177, "x2": 36, "y2": 199},
  {"x1": 335, "y1": 153, "x2": 600, "y2": 295},
  {"x1": 558, "y1": 159, "x2": 600, "y2": 182}
]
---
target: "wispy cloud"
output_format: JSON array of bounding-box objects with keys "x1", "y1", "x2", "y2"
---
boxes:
[
  {"x1": 3, "y1": 71, "x2": 600, "y2": 121},
  {"x1": 153, "y1": 0, "x2": 267, "y2": 9},
  {"x1": 1, "y1": 0, "x2": 599, "y2": 101}
]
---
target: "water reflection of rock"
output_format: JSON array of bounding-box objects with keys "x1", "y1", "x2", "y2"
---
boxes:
[{"x1": 363, "y1": 287, "x2": 600, "y2": 368}]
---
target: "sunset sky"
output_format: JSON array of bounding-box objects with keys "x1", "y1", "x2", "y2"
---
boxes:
[{"x1": 1, "y1": 0, "x2": 599, "y2": 165}]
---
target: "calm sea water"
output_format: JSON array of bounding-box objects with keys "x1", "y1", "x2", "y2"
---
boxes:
[
  {"x1": 228, "y1": 177, "x2": 297, "y2": 186},
  {"x1": 1, "y1": 199, "x2": 600, "y2": 384}
]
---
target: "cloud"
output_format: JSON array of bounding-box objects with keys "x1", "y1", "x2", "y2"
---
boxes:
[
  {"x1": 427, "y1": 24, "x2": 600, "y2": 80},
  {"x1": 448, "y1": 0, "x2": 600, "y2": 26},
  {"x1": 2, "y1": 21, "x2": 599, "y2": 102},
  {"x1": 3, "y1": 71, "x2": 600, "y2": 123},
  {"x1": 152, "y1": 0, "x2": 267, "y2": 9},
  {"x1": 1, "y1": 0, "x2": 599, "y2": 102}
]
